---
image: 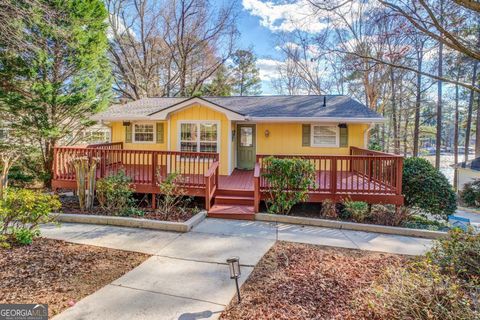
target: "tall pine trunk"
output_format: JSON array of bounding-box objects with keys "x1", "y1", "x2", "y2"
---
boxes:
[
  {"x1": 465, "y1": 60, "x2": 478, "y2": 162},
  {"x1": 413, "y1": 44, "x2": 423, "y2": 157},
  {"x1": 435, "y1": 0, "x2": 444, "y2": 169},
  {"x1": 454, "y1": 83, "x2": 459, "y2": 190}
]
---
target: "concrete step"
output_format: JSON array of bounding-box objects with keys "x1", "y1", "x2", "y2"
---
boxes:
[{"x1": 207, "y1": 204, "x2": 255, "y2": 220}]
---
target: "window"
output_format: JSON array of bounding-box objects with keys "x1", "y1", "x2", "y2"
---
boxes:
[
  {"x1": 180, "y1": 122, "x2": 218, "y2": 153},
  {"x1": 133, "y1": 124, "x2": 155, "y2": 142},
  {"x1": 311, "y1": 125, "x2": 338, "y2": 147}
]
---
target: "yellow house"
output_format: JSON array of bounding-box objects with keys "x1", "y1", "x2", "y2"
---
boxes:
[{"x1": 53, "y1": 96, "x2": 404, "y2": 219}]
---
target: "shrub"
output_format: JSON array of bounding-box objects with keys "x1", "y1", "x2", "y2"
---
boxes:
[
  {"x1": 319, "y1": 199, "x2": 338, "y2": 219},
  {"x1": 369, "y1": 204, "x2": 411, "y2": 226},
  {"x1": 157, "y1": 172, "x2": 193, "y2": 214},
  {"x1": 343, "y1": 199, "x2": 369, "y2": 222},
  {"x1": 262, "y1": 157, "x2": 315, "y2": 215},
  {"x1": 361, "y1": 261, "x2": 478, "y2": 320},
  {"x1": 0, "y1": 188, "x2": 60, "y2": 247},
  {"x1": 402, "y1": 157, "x2": 456, "y2": 219},
  {"x1": 460, "y1": 179, "x2": 480, "y2": 207},
  {"x1": 96, "y1": 171, "x2": 137, "y2": 216},
  {"x1": 427, "y1": 228, "x2": 480, "y2": 286},
  {"x1": 401, "y1": 215, "x2": 450, "y2": 231}
]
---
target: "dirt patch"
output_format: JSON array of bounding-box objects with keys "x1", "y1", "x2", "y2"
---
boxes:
[
  {"x1": 220, "y1": 242, "x2": 406, "y2": 320},
  {"x1": 0, "y1": 238, "x2": 148, "y2": 317},
  {"x1": 59, "y1": 194, "x2": 200, "y2": 222}
]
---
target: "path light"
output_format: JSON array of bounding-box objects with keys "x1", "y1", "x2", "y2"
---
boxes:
[{"x1": 227, "y1": 257, "x2": 241, "y2": 303}]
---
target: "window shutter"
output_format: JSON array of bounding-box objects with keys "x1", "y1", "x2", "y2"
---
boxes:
[
  {"x1": 156, "y1": 122, "x2": 164, "y2": 143},
  {"x1": 125, "y1": 124, "x2": 132, "y2": 143},
  {"x1": 339, "y1": 125, "x2": 348, "y2": 147},
  {"x1": 302, "y1": 124, "x2": 311, "y2": 146}
]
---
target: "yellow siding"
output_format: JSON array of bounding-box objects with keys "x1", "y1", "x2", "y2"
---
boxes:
[
  {"x1": 256, "y1": 123, "x2": 368, "y2": 155},
  {"x1": 110, "y1": 121, "x2": 167, "y2": 151},
  {"x1": 170, "y1": 104, "x2": 230, "y2": 175}
]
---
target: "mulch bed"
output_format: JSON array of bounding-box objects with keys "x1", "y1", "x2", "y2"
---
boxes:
[
  {"x1": 0, "y1": 238, "x2": 149, "y2": 317},
  {"x1": 59, "y1": 195, "x2": 198, "y2": 222},
  {"x1": 220, "y1": 242, "x2": 406, "y2": 320}
]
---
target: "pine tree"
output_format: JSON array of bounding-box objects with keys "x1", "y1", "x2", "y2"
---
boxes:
[
  {"x1": 202, "y1": 65, "x2": 233, "y2": 96},
  {"x1": 0, "y1": 0, "x2": 112, "y2": 186},
  {"x1": 231, "y1": 49, "x2": 262, "y2": 96}
]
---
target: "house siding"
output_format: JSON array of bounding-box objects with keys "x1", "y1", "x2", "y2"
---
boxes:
[
  {"x1": 108, "y1": 104, "x2": 370, "y2": 176},
  {"x1": 256, "y1": 123, "x2": 368, "y2": 155}
]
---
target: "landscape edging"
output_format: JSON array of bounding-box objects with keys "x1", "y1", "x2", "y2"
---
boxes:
[
  {"x1": 51, "y1": 211, "x2": 207, "y2": 233},
  {"x1": 255, "y1": 213, "x2": 448, "y2": 239}
]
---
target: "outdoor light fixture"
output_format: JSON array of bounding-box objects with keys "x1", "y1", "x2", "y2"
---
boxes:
[
  {"x1": 264, "y1": 129, "x2": 270, "y2": 138},
  {"x1": 227, "y1": 257, "x2": 241, "y2": 303}
]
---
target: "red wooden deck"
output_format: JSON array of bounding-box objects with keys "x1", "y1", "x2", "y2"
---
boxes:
[{"x1": 52, "y1": 144, "x2": 404, "y2": 219}]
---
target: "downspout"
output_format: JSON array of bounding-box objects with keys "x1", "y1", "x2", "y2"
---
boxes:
[{"x1": 363, "y1": 123, "x2": 375, "y2": 148}]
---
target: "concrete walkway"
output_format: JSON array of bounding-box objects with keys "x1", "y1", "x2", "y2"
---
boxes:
[{"x1": 41, "y1": 218, "x2": 434, "y2": 320}]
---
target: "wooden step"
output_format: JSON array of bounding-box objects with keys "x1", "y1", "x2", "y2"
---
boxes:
[
  {"x1": 215, "y1": 195, "x2": 254, "y2": 206},
  {"x1": 207, "y1": 204, "x2": 255, "y2": 220},
  {"x1": 216, "y1": 188, "x2": 254, "y2": 197}
]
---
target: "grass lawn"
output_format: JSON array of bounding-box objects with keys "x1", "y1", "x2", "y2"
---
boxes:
[
  {"x1": 221, "y1": 241, "x2": 407, "y2": 320},
  {"x1": 0, "y1": 238, "x2": 149, "y2": 317}
]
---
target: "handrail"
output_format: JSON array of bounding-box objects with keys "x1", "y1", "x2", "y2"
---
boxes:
[
  {"x1": 253, "y1": 163, "x2": 260, "y2": 213},
  {"x1": 349, "y1": 146, "x2": 402, "y2": 157},
  {"x1": 87, "y1": 142, "x2": 123, "y2": 149},
  {"x1": 204, "y1": 161, "x2": 219, "y2": 210}
]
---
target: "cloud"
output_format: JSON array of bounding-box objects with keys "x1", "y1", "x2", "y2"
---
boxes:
[
  {"x1": 257, "y1": 58, "x2": 282, "y2": 81},
  {"x1": 242, "y1": 0, "x2": 327, "y2": 33}
]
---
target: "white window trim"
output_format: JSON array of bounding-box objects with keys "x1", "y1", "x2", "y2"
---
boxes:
[
  {"x1": 177, "y1": 120, "x2": 221, "y2": 154},
  {"x1": 310, "y1": 124, "x2": 339, "y2": 148},
  {"x1": 132, "y1": 122, "x2": 156, "y2": 144}
]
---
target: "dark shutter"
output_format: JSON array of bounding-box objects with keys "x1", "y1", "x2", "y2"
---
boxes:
[
  {"x1": 156, "y1": 122, "x2": 164, "y2": 143},
  {"x1": 302, "y1": 124, "x2": 311, "y2": 147},
  {"x1": 125, "y1": 123, "x2": 132, "y2": 143},
  {"x1": 339, "y1": 125, "x2": 348, "y2": 147}
]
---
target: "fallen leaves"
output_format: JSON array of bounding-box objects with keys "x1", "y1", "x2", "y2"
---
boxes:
[
  {"x1": 220, "y1": 241, "x2": 406, "y2": 320},
  {"x1": 0, "y1": 238, "x2": 148, "y2": 317}
]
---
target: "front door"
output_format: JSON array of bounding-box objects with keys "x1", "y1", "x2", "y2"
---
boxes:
[{"x1": 237, "y1": 124, "x2": 256, "y2": 170}]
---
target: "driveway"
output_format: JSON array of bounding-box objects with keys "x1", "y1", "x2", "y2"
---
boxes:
[{"x1": 40, "y1": 218, "x2": 434, "y2": 320}]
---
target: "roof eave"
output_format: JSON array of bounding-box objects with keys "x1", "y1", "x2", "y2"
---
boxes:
[{"x1": 246, "y1": 117, "x2": 386, "y2": 123}]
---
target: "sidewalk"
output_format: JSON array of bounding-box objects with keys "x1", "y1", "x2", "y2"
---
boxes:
[{"x1": 41, "y1": 218, "x2": 434, "y2": 320}]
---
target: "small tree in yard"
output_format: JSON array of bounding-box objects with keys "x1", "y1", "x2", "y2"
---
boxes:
[
  {"x1": 402, "y1": 157, "x2": 456, "y2": 219},
  {"x1": 262, "y1": 157, "x2": 315, "y2": 215},
  {"x1": 71, "y1": 157, "x2": 98, "y2": 211}
]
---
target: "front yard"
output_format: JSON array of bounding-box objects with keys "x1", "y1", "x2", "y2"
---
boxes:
[
  {"x1": 220, "y1": 242, "x2": 405, "y2": 319},
  {"x1": 0, "y1": 238, "x2": 148, "y2": 317}
]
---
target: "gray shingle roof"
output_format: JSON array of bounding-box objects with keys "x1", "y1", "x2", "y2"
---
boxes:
[{"x1": 93, "y1": 95, "x2": 383, "y2": 121}]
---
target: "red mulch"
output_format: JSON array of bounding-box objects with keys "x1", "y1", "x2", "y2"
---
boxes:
[
  {"x1": 0, "y1": 238, "x2": 148, "y2": 317},
  {"x1": 220, "y1": 242, "x2": 406, "y2": 320}
]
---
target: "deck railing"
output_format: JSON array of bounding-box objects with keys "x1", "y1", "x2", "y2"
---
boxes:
[
  {"x1": 53, "y1": 145, "x2": 219, "y2": 189},
  {"x1": 255, "y1": 147, "x2": 403, "y2": 211}
]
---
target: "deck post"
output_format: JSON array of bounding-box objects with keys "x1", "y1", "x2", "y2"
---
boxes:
[
  {"x1": 330, "y1": 157, "x2": 337, "y2": 194},
  {"x1": 152, "y1": 152, "x2": 157, "y2": 185},
  {"x1": 151, "y1": 193, "x2": 156, "y2": 209},
  {"x1": 253, "y1": 163, "x2": 260, "y2": 213},
  {"x1": 396, "y1": 157, "x2": 403, "y2": 195}
]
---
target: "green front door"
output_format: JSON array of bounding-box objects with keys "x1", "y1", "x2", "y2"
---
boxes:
[{"x1": 237, "y1": 124, "x2": 256, "y2": 170}]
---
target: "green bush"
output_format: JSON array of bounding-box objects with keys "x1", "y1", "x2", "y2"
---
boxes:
[
  {"x1": 427, "y1": 228, "x2": 480, "y2": 286},
  {"x1": 362, "y1": 261, "x2": 478, "y2": 320},
  {"x1": 96, "y1": 171, "x2": 138, "y2": 216},
  {"x1": 460, "y1": 179, "x2": 480, "y2": 207},
  {"x1": 0, "y1": 188, "x2": 60, "y2": 247},
  {"x1": 402, "y1": 157, "x2": 456, "y2": 219},
  {"x1": 262, "y1": 157, "x2": 315, "y2": 215},
  {"x1": 402, "y1": 215, "x2": 450, "y2": 231},
  {"x1": 343, "y1": 199, "x2": 369, "y2": 222}
]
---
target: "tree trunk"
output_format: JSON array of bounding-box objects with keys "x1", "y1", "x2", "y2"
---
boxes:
[
  {"x1": 435, "y1": 0, "x2": 444, "y2": 169},
  {"x1": 413, "y1": 47, "x2": 423, "y2": 157},
  {"x1": 476, "y1": 94, "x2": 480, "y2": 158},
  {"x1": 465, "y1": 60, "x2": 478, "y2": 162},
  {"x1": 390, "y1": 68, "x2": 399, "y2": 154},
  {"x1": 454, "y1": 84, "x2": 459, "y2": 190}
]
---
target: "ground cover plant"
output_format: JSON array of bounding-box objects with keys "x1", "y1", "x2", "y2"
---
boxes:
[{"x1": 0, "y1": 238, "x2": 148, "y2": 317}]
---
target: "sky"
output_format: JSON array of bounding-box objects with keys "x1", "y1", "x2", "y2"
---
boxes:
[{"x1": 219, "y1": 0, "x2": 324, "y2": 95}]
